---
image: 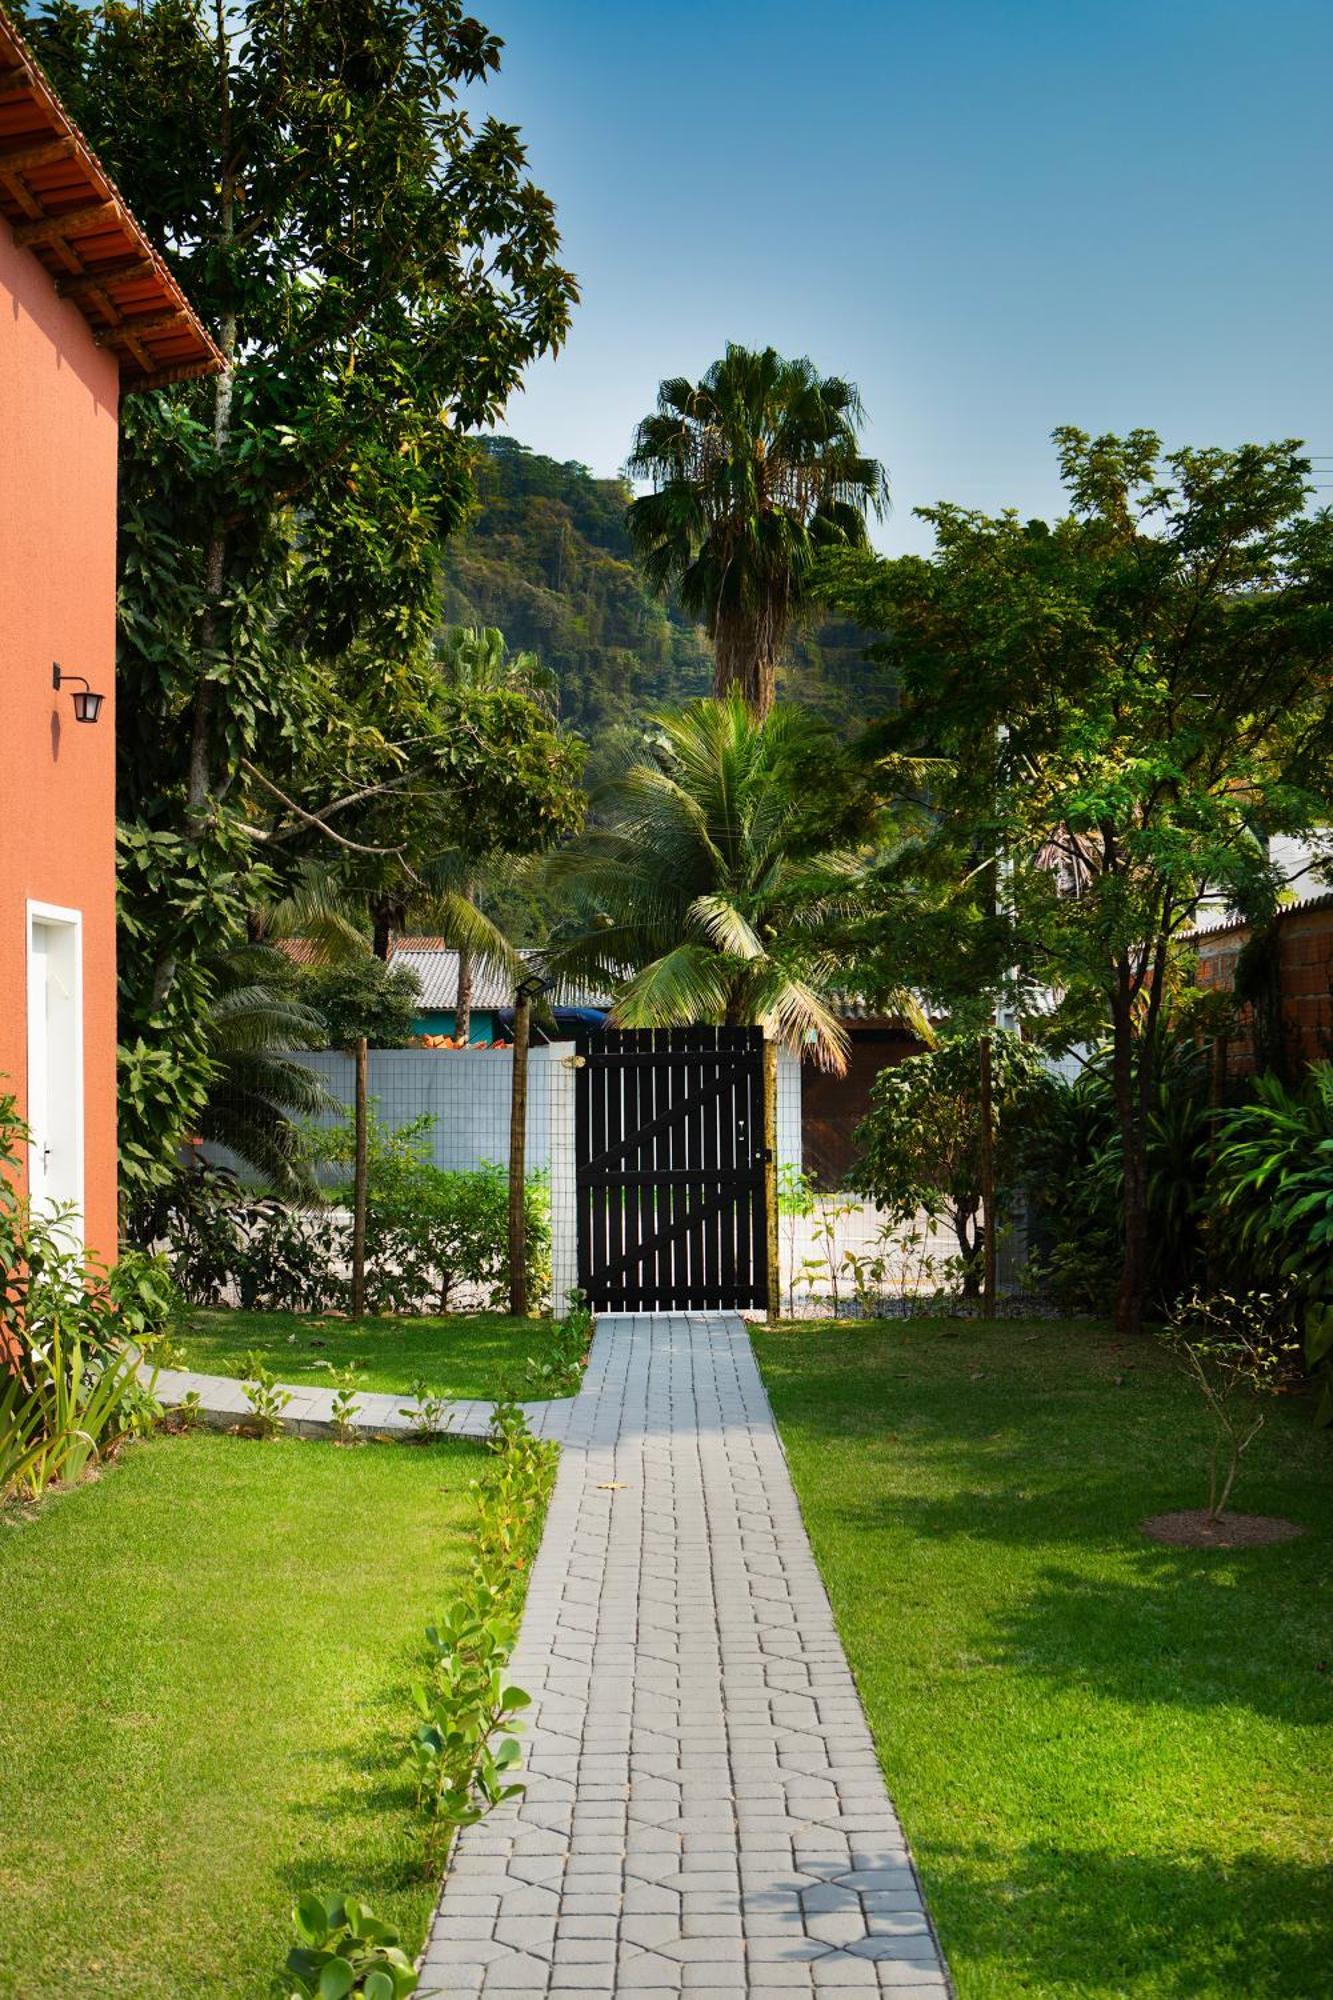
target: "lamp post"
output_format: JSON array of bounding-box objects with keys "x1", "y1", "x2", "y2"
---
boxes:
[{"x1": 508, "y1": 973, "x2": 549, "y2": 1317}]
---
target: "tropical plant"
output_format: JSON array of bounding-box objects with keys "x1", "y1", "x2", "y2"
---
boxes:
[
  {"x1": 197, "y1": 943, "x2": 338, "y2": 1195},
  {"x1": 550, "y1": 695, "x2": 916, "y2": 1065},
  {"x1": 627, "y1": 346, "x2": 888, "y2": 714},
  {"x1": 853, "y1": 1031, "x2": 1053, "y2": 1294},
  {"x1": 1211, "y1": 1064, "x2": 1333, "y2": 1420},
  {"x1": 1024, "y1": 1042, "x2": 1213, "y2": 1315},
  {"x1": 239, "y1": 1351, "x2": 293, "y2": 1439}
]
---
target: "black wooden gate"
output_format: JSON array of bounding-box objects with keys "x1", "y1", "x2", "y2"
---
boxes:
[{"x1": 574, "y1": 1026, "x2": 768, "y2": 1312}]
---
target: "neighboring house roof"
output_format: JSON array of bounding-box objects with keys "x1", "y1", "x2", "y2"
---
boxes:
[
  {"x1": 388, "y1": 938, "x2": 610, "y2": 1013},
  {"x1": 0, "y1": 4, "x2": 221, "y2": 388},
  {"x1": 1189, "y1": 888, "x2": 1333, "y2": 942}
]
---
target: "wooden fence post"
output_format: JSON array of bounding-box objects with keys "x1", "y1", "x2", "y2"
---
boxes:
[
  {"x1": 508, "y1": 986, "x2": 532, "y2": 1318},
  {"x1": 351, "y1": 1036, "x2": 368, "y2": 1318},
  {"x1": 764, "y1": 1035, "x2": 781, "y2": 1322}
]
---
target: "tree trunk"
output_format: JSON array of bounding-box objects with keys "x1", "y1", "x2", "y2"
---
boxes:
[
  {"x1": 763, "y1": 1036, "x2": 780, "y2": 1321},
  {"x1": 979, "y1": 1032, "x2": 997, "y2": 1318},
  {"x1": 508, "y1": 986, "x2": 532, "y2": 1316},
  {"x1": 351, "y1": 1037, "x2": 368, "y2": 1317},
  {"x1": 1112, "y1": 976, "x2": 1146, "y2": 1340},
  {"x1": 455, "y1": 889, "x2": 474, "y2": 1044},
  {"x1": 371, "y1": 903, "x2": 393, "y2": 962}
]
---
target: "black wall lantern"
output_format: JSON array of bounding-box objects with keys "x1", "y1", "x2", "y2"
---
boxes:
[{"x1": 52, "y1": 662, "x2": 105, "y2": 725}]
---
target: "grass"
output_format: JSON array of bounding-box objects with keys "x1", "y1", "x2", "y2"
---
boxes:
[
  {"x1": 173, "y1": 1306, "x2": 569, "y2": 1398},
  {"x1": 0, "y1": 1430, "x2": 488, "y2": 1997},
  {"x1": 753, "y1": 1315, "x2": 1333, "y2": 2000}
]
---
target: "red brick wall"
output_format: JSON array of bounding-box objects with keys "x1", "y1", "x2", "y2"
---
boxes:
[{"x1": 1196, "y1": 902, "x2": 1333, "y2": 1076}]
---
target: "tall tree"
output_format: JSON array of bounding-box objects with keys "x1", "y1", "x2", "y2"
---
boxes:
[
  {"x1": 21, "y1": 0, "x2": 577, "y2": 1196},
  {"x1": 626, "y1": 346, "x2": 888, "y2": 717},
  {"x1": 825, "y1": 428, "x2": 1333, "y2": 1338}
]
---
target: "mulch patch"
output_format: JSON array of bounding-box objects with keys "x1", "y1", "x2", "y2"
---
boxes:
[{"x1": 1142, "y1": 1508, "x2": 1304, "y2": 1549}]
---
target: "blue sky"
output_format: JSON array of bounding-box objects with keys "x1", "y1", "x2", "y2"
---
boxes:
[{"x1": 472, "y1": 0, "x2": 1333, "y2": 555}]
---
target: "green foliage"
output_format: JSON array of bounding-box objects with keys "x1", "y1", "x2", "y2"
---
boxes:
[
  {"x1": 18, "y1": 0, "x2": 577, "y2": 1197},
  {"x1": 239, "y1": 1351, "x2": 293, "y2": 1439},
  {"x1": 295, "y1": 958, "x2": 423, "y2": 1052},
  {"x1": 137, "y1": 1171, "x2": 348, "y2": 1312},
  {"x1": 522, "y1": 1291, "x2": 591, "y2": 1399},
  {"x1": 440, "y1": 439, "x2": 894, "y2": 813},
  {"x1": 1024, "y1": 1044, "x2": 1213, "y2": 1314},
  {"x1": 550, "y1": 695, "x2": 922, "y2": 1065},
  {"x1": 1161, "y1": 1290, "x2": 1303, "y2": 1518},
  {"x1": 328, "y1": 1369, "x2": 363, "y2": 1444},
  {"x1": 823, "y1": 426, "x2": 1333, "y2": 1333},
  {"x1": 853, "y1": 1032, "x2": 1052, "y2": 1291},
  {"x1": 285, "y1": 1893, "x2": 419, "y2": 1999},
  {"x1": 145, "y1": 1119, "x2": 550, "y2": 1318},
  {"x1": 1211, "y1": 1065, "x2": 1333, "y2": 1421},
  {"x1": 317, "y1": 1116, "x2": 551, "y2": 1315},
  {"x1": 628, "y1": 346, "x2": 888, "y2": 714},
  {"x1": 398, "y1": 1377, "x2": 454, "y2": 1441},
  {"x1": 1, "y1": 1101, "x2": 176, "y2": 1505}
]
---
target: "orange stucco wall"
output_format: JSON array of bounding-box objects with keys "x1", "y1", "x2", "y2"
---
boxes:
[{"x1": 0, "y1": 216, "x2": 120, "y2": 1263}]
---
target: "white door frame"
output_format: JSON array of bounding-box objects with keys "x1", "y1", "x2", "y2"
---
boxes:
[{"x1": 26, "y1": 899, "x2": 85, "y2": 1243}]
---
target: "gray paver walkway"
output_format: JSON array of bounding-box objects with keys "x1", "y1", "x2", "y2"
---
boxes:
[{"x1": 421, "y1": 1312, "x2": 949, "y2": 1998}]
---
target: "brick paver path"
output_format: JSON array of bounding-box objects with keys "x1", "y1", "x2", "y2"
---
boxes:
[{"x1": 421, "y1": 1312, "x2": 949, "y2": 1997}]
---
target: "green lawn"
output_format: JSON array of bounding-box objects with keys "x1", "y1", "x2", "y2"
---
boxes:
[
  {"x1": 173, "y1": 1306, "x2": 568, "y2": 1398},
  {"x1": 753, "y1": 1316, "x2": 1333, "y2": 2000},
  {"x1": 0, "y1": 1430, "x2": 488, "y2": 1998}
]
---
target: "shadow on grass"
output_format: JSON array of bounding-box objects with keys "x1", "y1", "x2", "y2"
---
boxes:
[{"x1": 926, "y1": 1840, "x2": 1331, "y2": 1999}]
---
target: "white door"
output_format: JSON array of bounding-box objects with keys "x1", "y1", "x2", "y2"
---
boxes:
[{"x1": 26, "y1": 904, "x2": 84, "y2": 1241}]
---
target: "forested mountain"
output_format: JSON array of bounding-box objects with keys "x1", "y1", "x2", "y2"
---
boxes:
[{"x1": 441, "y1": 438, "x2": 891, "y2": 780}]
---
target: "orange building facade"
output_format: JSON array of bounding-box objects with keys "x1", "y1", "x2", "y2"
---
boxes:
[{"x1": 0, "y1": 6, "x2": 218, "y2": 1263}]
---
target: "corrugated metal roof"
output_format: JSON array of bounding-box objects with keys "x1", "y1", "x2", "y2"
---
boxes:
[
  {"x1": 388, "y1": 940, "x2": 610, "y2": 1013},
  {"x1": 0, "y1": 3, "x2": 220, "y2": 388},
  {"x1": 1189, "y1": 888, "x2": 1333, "y2": 941}
]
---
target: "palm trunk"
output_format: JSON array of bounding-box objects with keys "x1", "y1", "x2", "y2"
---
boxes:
[
  {"x1": 979, "y1": 1031, "x2": 997, "y2": 1317},
  {"x1": 456, "y1": 885, "x2": 475, "y2": 1042}
]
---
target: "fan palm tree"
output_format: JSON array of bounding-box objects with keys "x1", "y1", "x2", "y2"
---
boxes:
[
  {"x1": 627, "y1": 346, "x2": 888, "y2": 717},
  {"x1": 548, "y1": 695, "x2": 927, "y2": 1073}
]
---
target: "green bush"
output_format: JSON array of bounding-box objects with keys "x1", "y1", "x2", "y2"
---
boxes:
[
  {"x1": 1210, "y1": 1064, "x2": 1333, "y2": 1420},
  {"x1": 319, "y1": 1115, "x2": 550, "y2": 1315},
  {"x1": 853, "y1": 1031, "x2": 1053, "y2": 1296},
  {"x1": 1024, "y1": 1041, "x2": 1212, "y2": 1315},
  {"x1": 1, "y1": 1097, "x2": 176, "y2": 1506},
  {"x1": 150, "y1": 1114, "x2": 551, "y2": 1317}
]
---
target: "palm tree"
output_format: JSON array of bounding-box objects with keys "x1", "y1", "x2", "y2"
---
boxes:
[
  {"x1": 198, "y1": 942, "x2": 335, "y2": 1195},
  {"x1": 627, "y1": 346, "x2": 888, "y2": 717},
  {"x1": 549, "y1": 694, "x2": 926, "y2": 1071}
]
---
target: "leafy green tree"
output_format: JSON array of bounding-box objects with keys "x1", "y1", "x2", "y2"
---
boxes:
[
  {"x1": 20, "y1": 0, "x2": 576, "y2": 1198},
  {"x1": 852, "y1": 1032, "x2": 1052, "y2": 1294},
  {"x1": 294, "y1": 957, "x2": 423, "y2": 1052},
  {"x1": 824, "y1": 428, "x2": 1333, "y2": 1337},
  {"x1": 627, "y1": 347, "x2": 888, "y2": 716}
]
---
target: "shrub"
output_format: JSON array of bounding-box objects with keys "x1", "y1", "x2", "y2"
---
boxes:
[
  {"x1": 1160, "y1": 1290, "x2": 1302, "y2": 1518},
  {"x1": 1024, "y1": 1041, "x2": 1212, "y2": 1315},
  {"x1": 317, "y1": 1114, "x2": 551, "y2": 1315},
  {"x1": 285, "y1": 1894, "x2": 419, "y2": 1999},
  {"x1": 1, "y1": 1097, "x2": 176, "y2": 1505},
  {"x1": 1210, "y1": 1064, "x2": 1333, "y2": 1420},
  {"x1": 148, "y1": 1115, "x2": 551, "y2": 1317},
  {"x1": 853, "y1": 1032, "x2": 1052, "y2": 1296}
]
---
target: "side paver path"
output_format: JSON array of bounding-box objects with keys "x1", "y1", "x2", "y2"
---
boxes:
[
  {"x1": 149, "y1": 1363, "x2": 576, "y2": 1443},
  {"x1": 422, "y1": 1312, "x2": 949, "y2": 1998}
]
